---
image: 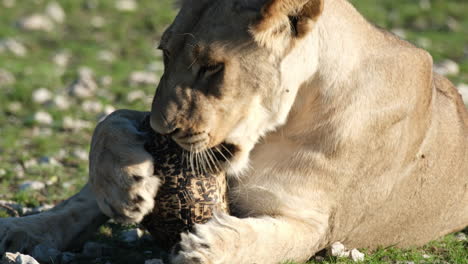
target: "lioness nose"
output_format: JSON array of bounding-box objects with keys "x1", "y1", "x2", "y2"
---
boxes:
[{"x1": 150, "y1": 112, "x2": 178, "y2": 135}]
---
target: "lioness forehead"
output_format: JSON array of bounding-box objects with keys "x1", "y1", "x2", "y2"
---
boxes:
[{"x1": 161, "y1": 0, "x2": 261, "y2": 51}]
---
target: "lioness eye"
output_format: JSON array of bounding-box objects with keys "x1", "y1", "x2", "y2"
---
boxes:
[{"x1": 199, "y1": 63, "x2": 224, "y2": 78}]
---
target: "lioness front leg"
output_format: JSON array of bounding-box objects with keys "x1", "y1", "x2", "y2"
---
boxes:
[
  {"x1": 0, "y1": 184, "x2": 107, "y2": 254},
  {"x1": 89, "y1": 109, "x2": 160, "y2": 224},
  {"x1": 172, "y1": 213, "x2": 327, "y2": 264}
]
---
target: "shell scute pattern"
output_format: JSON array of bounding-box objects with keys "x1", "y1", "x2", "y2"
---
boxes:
[{"x1": 139, "y1": 116, "x2": 229, "y2": 250}]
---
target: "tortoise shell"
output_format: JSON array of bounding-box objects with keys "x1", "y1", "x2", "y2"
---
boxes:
[{"x1": 139, "y1": 116, "x2": 229, "y2": 250}]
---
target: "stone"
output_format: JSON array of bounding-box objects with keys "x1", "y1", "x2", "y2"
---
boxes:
[
  {"x1": 2, "y1": 0, "x2": 15, "y2": 8},
  {"x1": 7, "y1": 102, "x2": 22, "y2": 114},
  {"x1": 0, "y1": 69, "x2": 15, "y2": 86},
  {"x1": 45, "y1": 2, "x2": 65, "y2": 23},
  {"x1": 60, "y1": 252, "x2": 76, "y2": 264},
  {"x1": 34, "y1": 111, "x2": 53, "y2": 125},
  {"x1": 32, "y1": 88, "x2": 52, "y2": 104},
  {"x1": 391, "y1": 28, "x2": 406, "y2": 39},
  {"x1": 53, "y1": 95, "x2": 71, "y2": 110},
  {"x1": 120, "y1": 228, "x2": 144, "y2": 243},
  {"x1": 100, "y1": 75, "x2": 113, "y2": 87},
  {"x1": 2, "y1": 252, "x2": 40, "y2": 264},
  {"x1": 455, "y1": 232, "x2": 467, "y2": 242},
  {"x1": 350, "y1": 249, "x2": 364, "y2": 262},
  {"x1": 62, "y1": 116, "x2": 92, "y2": 131},
  {"x1": 419, "y1": 0, "x2": 431, "y2": 10},
  {"x1": 19, "y1": 181, "x2": 46, "y2": 191},
  {"x1": 144, "y1": 259, "x2": 164, "y2": 264},
  {"x1": 127, "y1": 90, "x2": 146, "y2": 102},
  {"x1": 68, "y1": 71, "x2": 98, "y2": 98},
  {"x1": 90, "y1": 16, "x2": 105, "y2": 28},
  {"x1": 434, "y1": 59, "x2": 460, "y2": 77},
  {"x1": 18, "y1": 14, "x2": 54, "y2": 32},
  {"x1": 82, "y1": 242, "x2": 112, "y2": 258},
  {"x1": 52, "y1": 51, "x2": 71, "y2": 67},
  {"x1": 82, "y1": 100, "x2": 103, "y2": 113},
  {"x1": 97, "y1": 50, "x2": 116, "y2": 63},
  {"x1": 457, "y1": 83, "x2": 468, "y2": 105},
  {"x1": 72, "y1": 148, "x2": 89, "y2": 161},
  {"x1": 0, "y1": 39, "x2": 27, "y2": 56},
  {"x1": 129, "y1": 71, "x2": 159, "y2": 86},
  {"x1": 31, "y1": 244, "x2": 61, "y2": 263},
  {"x1": 115, "y1": 0, "x2": 137, "y2": 11},
  {"x1": 328, "y1": 242, "x2": 347, "y2": 257}
]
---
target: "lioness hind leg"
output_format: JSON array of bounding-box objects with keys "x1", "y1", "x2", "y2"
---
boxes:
[
  {"x1": 172, "y1": 213, "x2": 327, "y2": 264},
  {"x1": 0, "y1": 184, "x2": 107, "y2": 254}
]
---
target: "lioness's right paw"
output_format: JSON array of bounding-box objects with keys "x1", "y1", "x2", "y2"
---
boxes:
[{"x1": 0, "y1": 218, "x2": 48, "y2": 254}]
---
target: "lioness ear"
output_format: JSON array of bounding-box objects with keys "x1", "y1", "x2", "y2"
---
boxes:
[{"x1": 250, "y1": 0, "x2": 324, "y2": 52}]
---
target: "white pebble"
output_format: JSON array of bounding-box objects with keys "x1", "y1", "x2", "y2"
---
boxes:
[
  {"x1": 127, "y1": 90, "x2": 146, "y2": 102},
  {"x1": 82, "y1": 100, "x2": 103, "y2": 113},
  {"x1": 329, "y1": 242, "x2": 347, "y2": 257},
  {"x1": 53, "y1": 95, "x2": 71, "y2": 110},
  {"x1": 63, "y1": 116, "x2": 92, "y2": 131},
  {"x1": 7, "y1": 102, "x2": 22, "y2": 113},
  {"x1": 72, "y1": 148, "x2": 88, "y2": 161},
  {"x1": 0, "y1": 38, "x2": 27, "y2": 56},
  {"x1": 32, "y1": 88, "x2": 52, "y2": 104},
  {"x1": 45, "y1": 2, "x2": 65, "y2": 23},
  {"x1": 2, "y1": 0, "x2": 15, "y2": 8},
  {"x1": 19, "y1": 14, "x2": 54, "y2": 32},
  {"x1": 53, "y1": 51, "x2": 71, "y2": 67},
  {"x1": 115, "y1": 0, "x2": 137, "y2": 11},
  {"x1": 90, "y1": 16, "x2": 105, "y2": 28},
  {"x1": 100, "y1": 75, "x2": 113, "y2": 87},
  {"x1": 419, "y1": 0, "x2": 431, "y2": 10},
  {"x1": 19, "y1": 181, "x2": 46, "y2": 191},
  {"x1": 455, "y1": 232, "x2": 467, "y2": 242},
  {"x1": 97, "y1": 50, "x2": 116, "y2": 63},
  {"x1": 391, "y1": 28, "x2": 407, "y2": 39},
  {"x1": 3, "y1": 252, "x2": 40, "y2": 264},
  {"x1": 457, "y1": 83, "x2": 468, "y2": 105},
  {"x1": 68, "y1": 75, "x2": 98, "y2": 98},
  {"x1": 434, "y1": 59, "x2": 460, "y2": 76},
  {"x1": 0, "y1": 68, "x2": 15, "y2": 86},
  {"x1": 34, "y1": 111, "x2": 53, "y2": 125},
  {"x1": 129, "y1": 71, "x2": 159, "y2": 86},
  {"x1": 350, "y1": 249, "x2": 365, "y2": 262},
  {"x1": 145, "y1": 259, "x2": 164, "y2": 264}
]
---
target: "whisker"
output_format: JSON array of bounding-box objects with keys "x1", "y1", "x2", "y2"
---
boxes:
[
  {"x1": 203, "y1": 150, "x2": 214, "y2": 174},
  {"x1": 215, "y1": 146, "x2": 234, "y2": 171},
  {"x1": 207, "y1": 148, "x2": 220, "y2": 173},
  {"x1": 190, "y1": 145, "x2": 195, "y2": 176}
]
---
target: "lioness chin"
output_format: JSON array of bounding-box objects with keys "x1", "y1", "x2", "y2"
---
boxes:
[{"x1": 0, "y1": 0, "x2": 467, "y2": 263}]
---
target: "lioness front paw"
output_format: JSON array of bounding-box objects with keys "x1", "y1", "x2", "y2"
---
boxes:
[
  {"x1": 171, "y1": 214, "x2": 243, "y2": 264},
  {"x1": 89, "y1": 110, "x2": 160, "y2": 224},
  {"x1": 0, "y1": 217, "x2": 53, "y2": 254}
]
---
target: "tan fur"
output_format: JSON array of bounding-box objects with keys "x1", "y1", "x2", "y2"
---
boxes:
[{"x1": 1, "y1": 0, "x2": 467, "y2": 263}]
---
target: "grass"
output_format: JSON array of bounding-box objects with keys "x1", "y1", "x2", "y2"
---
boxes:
[{"x1": 0, "y1": 0, "x2": 466, "y2": 263}]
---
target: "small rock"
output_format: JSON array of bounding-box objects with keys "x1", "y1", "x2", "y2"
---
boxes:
[
  {"x1": 455, "y1": 232, "x2": 467, "y2": 242},
  {"x1": 2, "y1": 0, "x2": 15, "y2": 8},
  {"x1": 434, "y1": 59, "x2": 460, "y2": 77},
  {"x1": 328, "y1": 242, "x2": 347, "y2": 258},
  {"x1": 97, "y1": 105, "x2": 116, "y2": 122},
  {"x1": 0, "y1": 69, "x2": 15, "y2": 86},
  {"x1": 62, "y1": 116, "x2": 92, "y2": 131},
  {"x1": 0, "y1": 169, "x2": 6, "y2": 176},
  {"x1": 60, "y1": 252, "x2": 76, "y2": 264},
  {"x1": 68, "y1": 71, "x2": 98, "y2": 98},
  {"x1": 32, "y1": 88, "x2": 52, "y2": 104},
  {"x1": 419, "y1": 0, "x2": 431, "y2": 10},
  {"x1": 2, "y1": 252, "x2": 40, "y2": 264},
  {"x1": 90, "y1": 16, "x2": 105, "y2": 28},
  {"x1": 7, "y1": 102, "x2": 22, "y2": 114},
  {"x1": 23, "y1": 159, "x2": 38, "y2": 169},
  {"x1": 52, "y1": 51, "x2": 71, "y2": 67},
  {"x1": 115, "y1": 0, "x2": 137, "y2": 11},
  {"x1": 447, "y1": 17, "x2": 460, "y2": 32},
  {"x1": 97, "y1": 50, "x2": 116, "y2": 63},
  {"x1": 53, "y1": 95, "x2": 71, "y2": 110},
  {"x1": 82, "y1": 242, "x2": 112, "y2": 258},
  {"x1": 422, "y1": 254, "x2": 431, "y2": 259},
  {"x1": 144, "y1": 259, "x2": 164, "y2": 264},
  {"x1": 350, "y1": 249, "x2": 364, "y2": 262},
  {"x1": 82, "y1": 100, "x2": 103, "y2": 113},
  {"x1": 19, "y1": 181, "x2": 46, "y2": 191},
  {"x1": 38, "y1": 156, "x2": 61, "y2": 167},
  {"x1": 129, "y1": 71, "x2": 159, "y2": 86},
  {"x1": 34, "y1": 111, "x2": 53, "y2": 125},
  {"x1": 100, "y1": 75, "x2": 113, "y2": 87},
  {"x1": 0, "y1": 39, "x2": 27, "y2": 56},
  {"x1": 72, "y1": 148, "x2": 89, "y2": 161},
  {"x1": 32, "y1": 244, "x2": 61, "y2": 263},
  {"x1": 18, "y1": 14, "x2": 54, "y2": 32},
  {"x1": 45, "y1": 2, "x2": 65, "y2": 23},
  {"x1": 391, "y1": 28, "x2": 406, "y2": 39},
  {"x1": 13, "y1": 164, "x2": 25, "y2": 178},
  {"x1": 120, "y1": 228, "x2": 144, "y2": 243},
  {"x1": 127, "y1": 90, "x2": 146, "y2": 102}
]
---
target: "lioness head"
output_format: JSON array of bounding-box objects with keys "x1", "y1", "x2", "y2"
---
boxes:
[{"x1": 150, "y1": 0, "x2": 324, "y2": 175}]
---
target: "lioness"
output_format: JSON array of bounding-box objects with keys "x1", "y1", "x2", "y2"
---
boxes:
[{"x1": 1, "y1": 0, "x2": 467, "y2": 263}]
